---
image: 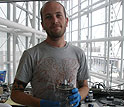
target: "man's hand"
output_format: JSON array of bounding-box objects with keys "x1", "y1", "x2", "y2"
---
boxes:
[
  {"x1": 40, "y1": 99, "x2": 60, "y2": 107},
  {"x1": 69, "y1": 88, "x2": 81, "y2": 107}
]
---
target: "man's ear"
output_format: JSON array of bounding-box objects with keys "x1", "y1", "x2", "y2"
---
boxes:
[
  {"x1": 66, "y1": 17, "x2": 69, "y2": 27},
  {"x1": 41, "y1": 22, "x2": 45, "y2": 30}
]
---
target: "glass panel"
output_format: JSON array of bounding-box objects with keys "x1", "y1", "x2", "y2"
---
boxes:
[
  {"x1": 28, "y1": 14, "x2": 33, "y2": 27},
  {"x1": 27, "y1": 36, "x2": 32, "y2": 48},
  {"x1": 16, "y1": 35, "x2": 26, "y2": 53},
  {"x1": 0, "y1": 32, "x2": 7, "y2": 70},
  {"x1": 72, "y1": 18, "x2": 78, "y2": 31},
  {"x1": 36, "y1": 2, "x2": 39, "y2": 17},
  {"x1": 65, "y1": 32, "x2": 69, "y2": 42},
  {"x1": 72, "y1": 0, "x2": 78, "y2": 7},
  {"x1": 29, "y1": 2, "x2": 33, "y2": 13},
  {"x1": 109, "y1": 41, "x2": 121, "y2": 78},
  {"x1": 109, "y1": 82, "x2": 120, "y2": 90},
  {"x1": 91, "y1": 76, "x2": 104, "y2": 85},
  {"x1": 90, "y1": 42, "x2": 106, "y2": 74},
  {"x1": 10, "y1": 3, "x2": 13, "y2": 21},
  {"x1": 109, "y1": 2, "x2": 122, "y2": 37},
  {"x1": 16, "y1": 7, "x2": 26, "y2": 25},
  {"x1": 72, "y1": 31, "x2": 78, "y2": 41},
  {"x1": 80, "y1": 43, "x2": 87, "y2": 53},
  {"x1": 92, "y1": 25, "x2": 105, "y2": 39},
  {"x1": 36, "y1": 18, "x2": 38, "y2": 30},
  {"x1": 110, "y1": 20, "x2": 122, "y2": 37},
  {"x1": 92, "y1": 0, "x2": 105, "y2": 9},
  {"x1": 110, "y1": 2, "x2": 122, "y2": 21},
  {"x1": 81, "y1": 28, "x2": 88, "y2": 40},
  {"x1": 16, "y1": 2, "x2": 26, "y2": 9},
  {"x1": 0, "y1": 3, "x2": 7, "y2": 19},
  {"x1": 92, "y1": 8, "x2": 105, "y2": 26},
  {"x1": 81, "y1": 0, "x2": 88, "y2": 10},
  {"x1": 81, "y1": 15, "x2": 88, "y2": 28},
  {"x1": 72, "y1": 6, "x2": 78, "y2": 14},
  {"x1": 66, "y1": 0, "x2": 70, "y2": 12}
]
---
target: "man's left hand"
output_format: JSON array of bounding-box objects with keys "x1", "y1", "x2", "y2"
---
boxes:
[{"x1": 68, "y1": 88, "x2": 81, "y2": 107}]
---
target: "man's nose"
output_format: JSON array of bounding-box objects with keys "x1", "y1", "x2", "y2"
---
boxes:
[{"x1": 52, "y1": 15, "x2": 58, "y2": 24}]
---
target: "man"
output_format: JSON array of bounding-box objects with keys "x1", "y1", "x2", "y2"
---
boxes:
[{"x1": 11, "y1": 1, "x2": 89, "y2": 107}]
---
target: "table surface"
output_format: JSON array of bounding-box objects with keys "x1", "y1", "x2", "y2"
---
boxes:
[{"x1": 5, "y1": 98, "x2": 22, "y2": 106}]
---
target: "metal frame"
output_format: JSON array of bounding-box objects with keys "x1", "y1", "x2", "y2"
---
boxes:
[
  {"x1": 0, "y1": 0, "x2": 43, "y2": 3},
  {"x1": 0, "y1": 17, "x2": 46, "y2": 37},
  {"x1": 0, "y1": 1, "x2": 46, "y2": 83},
  {"x1": 0, "y1": 0, "x2": 123, "y2": 88},
  {"x1": 122, "y1": 0, "x2": 124, "y2": 83},
  {"x1": 68, "y1": 0, "x2": 124, "y2": 88}
]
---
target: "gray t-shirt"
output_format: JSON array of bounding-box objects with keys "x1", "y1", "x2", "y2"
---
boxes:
[{"x1": 16, "y1": 41, "x2": 89, "y2": 101}]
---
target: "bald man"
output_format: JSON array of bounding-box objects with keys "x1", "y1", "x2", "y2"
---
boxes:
[{"x1": 11, "y1": 1, "x2": 89, "y2": 107}]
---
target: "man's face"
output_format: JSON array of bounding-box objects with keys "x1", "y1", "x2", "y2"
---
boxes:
[{"x1": 41, "y1": 2, "x2": 68, "y2": 40}]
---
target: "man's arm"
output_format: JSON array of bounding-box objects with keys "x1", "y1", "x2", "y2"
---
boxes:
[
  {"x1": 78, "y1": 80, "x2": 89, "y2": 100},
  {"x1": 11, "y1": 78, "x2": 40, "y2": 107},
  {"x1": 68, "y1": 80, "x2": 89, "y2": 107}
]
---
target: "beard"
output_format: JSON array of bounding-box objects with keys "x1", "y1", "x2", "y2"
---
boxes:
[{"x1": 45, "y1": 24, "x2": 66, "y2": 41}]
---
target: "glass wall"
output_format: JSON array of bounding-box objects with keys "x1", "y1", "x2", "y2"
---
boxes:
[
  {"x1": 0, "y1": 1, "x2": 45, "y2": 84},
  {"x1": 0, "y1": 0, "x2": 124, "y2": 89},
  {"x1": 65, "y1": 0, "x2": 124, "y2": 89}
]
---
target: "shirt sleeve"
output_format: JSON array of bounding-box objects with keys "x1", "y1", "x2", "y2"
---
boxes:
[
  {"x1": 77, "y1": 51, "x2": 90, "y2": 88},
  {"x1": 15, "y1": 50, "x2": 33, "y2": 83}
]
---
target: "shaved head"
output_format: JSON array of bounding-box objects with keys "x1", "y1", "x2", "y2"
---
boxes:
[{"x1": 40, "y1": 1, "x2": 66, "y2": 22}]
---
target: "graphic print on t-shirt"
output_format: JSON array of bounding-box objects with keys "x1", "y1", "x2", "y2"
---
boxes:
[{"x1": 32, "y1": 57, "x2": 79, "y2": 99}]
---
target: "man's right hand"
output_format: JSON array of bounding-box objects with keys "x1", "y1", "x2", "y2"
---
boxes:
[{"x1": 40, "y1": 99, "x2": 60, "y2": 107}]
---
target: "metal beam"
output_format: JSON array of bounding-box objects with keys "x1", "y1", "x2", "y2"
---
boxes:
[
  {"x1": 0, "y1": 0, "x2": 43, "y2": 3},
  {"x1": 70, "y1": 0, "x2": 121, "y2": 21},
  {"x1": 0, "y1": 17, "x2": 46, "y2": 37},
  {"x1": 121, "y1": 0, "x2": 124, "y2": 81},
  {"x1": 0, "y1": 26, "x2": 45, "y2": 39},
  {"x1": 7, "y1": 3, "x2": 11, "y2": 84},
  {"x1": 13, "y1": 2, "x2": 16, "y2": 78}
]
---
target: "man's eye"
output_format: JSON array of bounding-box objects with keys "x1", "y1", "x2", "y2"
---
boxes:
[
  {"x1": 45, "y1": 15, "x2": 52, "y2": 19},
  {"x1": 56, "y1": 14, "x2": 62, "y2": 18}
]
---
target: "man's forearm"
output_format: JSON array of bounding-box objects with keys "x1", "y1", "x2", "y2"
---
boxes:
[
  {"x1": 79, "y1": 86, "x2": 89, "y2": 100},
  {"x1": 11, "y1": 78, "x2": 40, "y2": 107},
  {"x1": 11, "y1": 90, "x2": 40, "y2": 107},
  {"x1": 78, "y1": 80, "x2": 89, "y2": 100}
]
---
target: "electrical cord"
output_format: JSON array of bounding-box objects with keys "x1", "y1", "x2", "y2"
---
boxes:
[{"x1": 88, "y1": 81, "x2": 124, "y2": 100}]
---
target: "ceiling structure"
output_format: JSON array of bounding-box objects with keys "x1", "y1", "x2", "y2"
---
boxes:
[{"x1": 0, "y1": 0, "x2": 46, "y2": 3}]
